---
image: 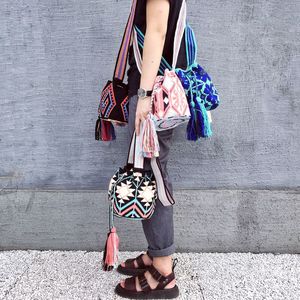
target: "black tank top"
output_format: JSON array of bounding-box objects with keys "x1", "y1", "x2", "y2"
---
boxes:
[{"x1": 126, "y1": 0, "x2": 187, "y2": 98}]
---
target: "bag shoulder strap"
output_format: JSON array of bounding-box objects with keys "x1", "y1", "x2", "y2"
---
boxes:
[
  {"x1": 171, "y1": 0, "x2": 187, "y2": 69},
  {"x1": 126, "y1": 125, "x2": 175, "y2": 206},
  {"x1": 185, "y1": 22, "x2": 197, "y2": 66},
  {"x1": 113, "y1": 0, "x2": 138, "y2": 82},
  {"x1": 127, "y1": 127, "x2": 144, "y2": 169}
]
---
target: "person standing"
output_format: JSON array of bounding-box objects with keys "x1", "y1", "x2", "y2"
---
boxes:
[{"x1": 114, "y1": 0, "x2": 188, "y2": 298}]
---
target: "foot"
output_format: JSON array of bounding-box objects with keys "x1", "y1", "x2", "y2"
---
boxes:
[
  {"x1": 120, "y1": 252, "x2": 153, "y2": 269},
  {"x1": 120, "y1": 256, "x2": 176, "y2": 291}
]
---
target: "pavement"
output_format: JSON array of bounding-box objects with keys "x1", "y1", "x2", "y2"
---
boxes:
[{"x1": 0, "y1": 250, "x2": 299, "y2": 300}]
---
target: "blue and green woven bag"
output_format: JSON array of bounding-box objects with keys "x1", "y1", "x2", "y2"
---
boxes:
[{"x1": 175, "y1": 23, "x2": 220, "y2": 140}]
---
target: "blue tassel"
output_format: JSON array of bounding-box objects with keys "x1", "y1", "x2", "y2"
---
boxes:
[
  {"x1": 186, "y1": 98, "x2": 197, "y2": 141},
  {"x1": 186, "y1": 95, "x2": 212, "y2": 140},
  {"x1": 194, "y1": 97, "x2": 212, "y2": 138}
]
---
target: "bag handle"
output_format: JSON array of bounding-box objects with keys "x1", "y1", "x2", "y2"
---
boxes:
[
  {"x1": 113, "y1": 0, "x2": 138, "y2": 82},
  {"x1": 126, "y1": 124, "x2": 144, "y2": 169},
  {"x1": 184, "y1": 23, "x2": 197, "y2": 66},
  {"x1": 132, "y1": 0, "x2": 187, "y2": 73},
  {"x1": 126, "y1": 123, "x2": 175, "y2": 207},
  {"x1": 171, "y1": 0, "x2": 187, "y2": 69}
]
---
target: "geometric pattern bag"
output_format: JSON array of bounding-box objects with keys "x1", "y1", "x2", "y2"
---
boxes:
[
  {"x1": 132, "y1": 0, "x2": 190, "y2": 132},
  {"x1": 95, "y1": 0, "x2": 138, "y2": 141},
  {"x1": 149, "y1": 69, "x2": 191, "y2": 131},
  {"x1": 102, "y1": 124, "x2": 175, "y2": 271},
  {"x1": 175, "y1": 23, "x2": 220, "y2": 140},
  {"x1": 108, "y1": 129, "x2": 157, "y2": 220}
]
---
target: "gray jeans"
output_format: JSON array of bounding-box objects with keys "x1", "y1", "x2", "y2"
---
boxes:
[{"x1": 127, "y1": 94, "x2": 175, "y2": 257}]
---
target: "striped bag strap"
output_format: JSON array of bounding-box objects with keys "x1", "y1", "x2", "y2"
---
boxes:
[
  {"x1": 171, "y1": 0, "x2": 187, "y2": 69},
  {"x1": 126, "y1": 126, "x2": 175, "y2": 206},
  {"x1": 150, "y1": 157, "x2": 175, "y2": 206},
  {"x1": 127, "y1": 125, "x2": 144, "y2": 169},
  {"x1": 184, "y1": 23, "x2": 197, "y2": 66},
  {"x1": 113, "y1": 0, "x2": 138, "y2": 82}
]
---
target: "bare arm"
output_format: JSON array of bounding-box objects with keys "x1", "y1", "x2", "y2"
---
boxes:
[{"x1": 135, "y1": 0, "x2": 170, "y2": 135}]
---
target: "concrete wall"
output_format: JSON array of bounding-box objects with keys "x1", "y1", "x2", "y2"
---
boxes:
[
  {"x1": 0, "y1": 1, "x2": 299, "y2": 252},
  {"x1": 1, "y1": 189, "x2": 299, "y2": 253}
]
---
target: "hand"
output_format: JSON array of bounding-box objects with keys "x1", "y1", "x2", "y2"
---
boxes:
[{"x1": 135, "y1": 96, "x2": 152, "y2": 135}]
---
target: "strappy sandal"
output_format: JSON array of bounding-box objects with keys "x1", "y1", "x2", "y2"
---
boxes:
[
  {"x1": 117, "y1": 251, "x2": 153, "y2": 276},
  {"x1": 115, "y1": 258, "x2": 179, "y2": 299}
]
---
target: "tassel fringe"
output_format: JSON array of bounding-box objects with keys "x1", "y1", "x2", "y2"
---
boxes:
[
  {"x1": 95, "y1": 116, "x2": 116, "y2": 141},
  {"x1": 186, "y1": 99, "x2": 197, "y2": 141},
  {"x1": 102, "y1": 226, "x2": 119, "y2": 271},
  {"x1": 141, "y1": 114, "x2": 160, "y2": 158},
  {"x1": 186, "y1": 96, "x2": 212, "y2": 141},
  {"x1": 95, "y1": 116, "x2": 101, "y2": 140},
  {"x1": 102, "y1": 202, "x2": 119, "y2": 271}
]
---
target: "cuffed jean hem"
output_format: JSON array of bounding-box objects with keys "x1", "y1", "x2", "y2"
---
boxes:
[{"x1": 147, "y1": 243, "x2": 176, "y2": 257}]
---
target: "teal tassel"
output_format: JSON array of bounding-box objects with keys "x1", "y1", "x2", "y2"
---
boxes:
[{"x1": 195, "y1": 97, "x2": 212, "y2": 138}]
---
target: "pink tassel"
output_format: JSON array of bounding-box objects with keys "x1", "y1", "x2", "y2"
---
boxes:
[
  {"x1": 99, "y1": 119, "x2": 116, "y2": 141},
  {"x1": 141, "y1": 114, "x2": 160, "y2": 158},
  {"x1": 102, "y1": 226, "x2": 119, "y2": 271}
]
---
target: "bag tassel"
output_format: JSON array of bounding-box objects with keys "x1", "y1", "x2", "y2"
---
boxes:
[
  {"x1": 194, "y1": 97, "x2": 212, "y2": 138},
  {"x1": 95, "y1": 116, "x2": 116, "y2": 141},
  {"x1": 141, "y1": 114, "x2": 160, "y2": 158},
  {"x1": 102, "y1": 201, "x2": 119, "y2": 271},
  {"x1": 95, "y1": 116, "x2": 101, "y2": 140},
  {"x1": 186, "y1": 96, "x2": 212, "y2": 140},
  {"x1": 186, "y1": 98, "x2": 198, "y2": 141}
]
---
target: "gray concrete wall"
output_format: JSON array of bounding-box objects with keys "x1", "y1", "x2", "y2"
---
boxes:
[
  {"x1": 0, "y1": 1, "x2": 299, "y2": 252},
  {"x1": 1, "y1": 0, "x2": 299, "y2": 190},
  {"x1": 1, "y1": 189, "x2": 299, "y2": 253}
]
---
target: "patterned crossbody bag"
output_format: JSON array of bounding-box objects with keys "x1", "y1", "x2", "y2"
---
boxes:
[
  {"x1": 133, "y1": 0, "x2": 221, "y2": 142},
  {"x1": 132, "y1": 0, "x2": 190, "y2": 135},
  {"x1": 95, "y1": 0, "x2": 138, "y2": 141},
  {"x1": 102, "y1": 123, "x2": 175, "y2": 271}
]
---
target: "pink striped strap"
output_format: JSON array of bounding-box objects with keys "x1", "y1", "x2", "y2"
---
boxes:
[{"x1": 113, "y1": 0, "x2": 137, "y2": 81}]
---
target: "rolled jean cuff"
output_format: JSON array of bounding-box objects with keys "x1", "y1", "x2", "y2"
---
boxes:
[{"x1": 147, "y1": 243, "x2": 175, "y2": 257}]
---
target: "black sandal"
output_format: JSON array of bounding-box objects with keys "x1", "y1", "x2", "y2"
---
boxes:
[
  {"x1": 115, "y1": 258, "x2": 179, "y2": 299},
  {"x1": 117, "y1": 251, "x2": 153, "y2": 276}
]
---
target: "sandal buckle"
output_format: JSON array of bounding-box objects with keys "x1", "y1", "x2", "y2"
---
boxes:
[
  {"x1": 172, "y1": 257, "x2": 178, "y2": 271},
  {"x1": 154, "y1": 270, "x2": 163, "y2": 281},
  {"x1": 139, "y1": 276, "x2": 149, "y2": 290}
]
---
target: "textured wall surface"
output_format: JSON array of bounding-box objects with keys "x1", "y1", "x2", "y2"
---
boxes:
[
  {"x1": 0, "y1": 1, "x2": 300, "y2": 252},
  {"x1": 1, "y1": 189, "x2": 299, "y2": 253},
  {"x1": 1, "y1": 0, "x2": 299, "y2": 190}
]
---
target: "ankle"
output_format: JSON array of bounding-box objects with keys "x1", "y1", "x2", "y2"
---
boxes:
[
  {"x1": 152, "y1": 256, "x2": 173, "y2": 276},
  {"x1": 142, "y1": 253, "x2": 153, "y2": 265}
]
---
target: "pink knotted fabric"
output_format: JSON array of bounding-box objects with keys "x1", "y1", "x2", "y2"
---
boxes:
[{"x1": 141, "y1": 114, "x2": 160, "y2": 158}]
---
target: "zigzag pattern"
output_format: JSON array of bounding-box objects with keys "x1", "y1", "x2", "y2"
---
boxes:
[
  {"x1": 120, "y1": 95, "x2": 129, "y2": 122},
  {"x1": 151, "y1": 69, "x2": 191, "y2": 131},
  {"x1": 108, "y1": 167, "x2": 157, "y2": 220},
  {"x1": 100, "y1": 82, "x2": 117, "y2": 118}
]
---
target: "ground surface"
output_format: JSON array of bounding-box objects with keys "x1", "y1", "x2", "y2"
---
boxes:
[{"x1": 0, "y1": 250, "x2": 299, "y2": 300}]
